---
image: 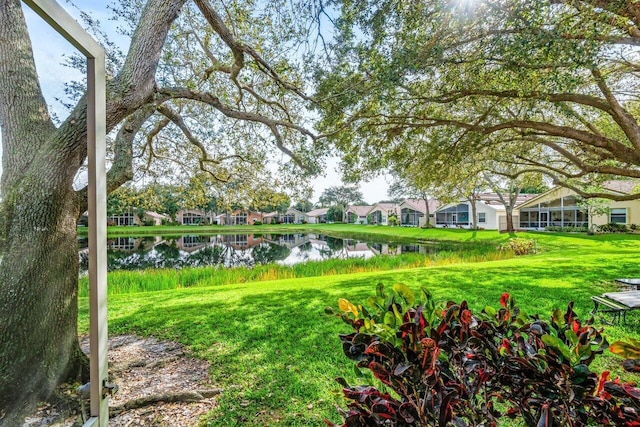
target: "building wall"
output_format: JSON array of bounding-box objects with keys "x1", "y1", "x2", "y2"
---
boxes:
[
  {"x1": 177, "y1": 209, "x2": 208, "y2": 225},
  {"x1": 517, "y1": 187, "x2": 640, "y2": 228},
  {"x1": 592, "y1": 199, "x2": 640, "y2": 226},
  {"x1": 368, "y1": 209, "x2": 388, "y2": 225},
  {"x1": 435, "y1": 202, "x2": 504, "y2": 230},
  {"x1": 141, "y1": 213, "x2": 164, "y2": 226},
  {"x1": 476, "y1": 203, "x2": 502, "y2": 230}
]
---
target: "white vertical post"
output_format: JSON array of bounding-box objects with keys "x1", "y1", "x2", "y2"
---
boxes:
[
  {"x1": 87, "y1": 54, "x2": 109, "y2": 427},
  {"x1": 21, "y1": 1, "x2": 108, "y2": 425}
]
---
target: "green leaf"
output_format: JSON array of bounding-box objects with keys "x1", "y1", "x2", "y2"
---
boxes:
[
  {"x1": 565, "y1": 330, "x2": 578, "y2": 346},
  {"x1": 393, "y1": 283, "x2": 415, "y2": 306},
  {"x1": 392, "y1": 302, "x2": 404, "y2": 325},
  {"x1": 419, "y1": 286, "x2": 432, "y2": 303},
  {"x1": 484, "y1": 306, "x2": 497, "y2": 317},
  {"x1": 367, "y1": 295, "x2": 386, "y2": 311},
  {"x1": 577, "y1": 344, "x2": 592, "y2": 362},
  {"x1": 384, "y1": 311, "x2": 396, "y2": 327},
  {"x1": 551, "y1": 308, "x2": 564, "y2": 327},
  {"x1": 324, "y1": 306, "x2": 335, "y2": 315},
  {"x1": 542, "y1": 335, "x2": 572, "y2": 361}
]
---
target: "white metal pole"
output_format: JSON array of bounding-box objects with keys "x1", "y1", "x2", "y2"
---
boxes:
[
  {"x1": 21, "y1": 1, "x2": 108, "y2": 425},
  {"x1": 87, "y1": 54, "x2": 109, "y2": 427}
]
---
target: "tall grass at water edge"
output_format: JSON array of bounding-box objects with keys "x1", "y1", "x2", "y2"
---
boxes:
[{"x1": 79, "y1": 242, "x2": 510, "y2": 296}]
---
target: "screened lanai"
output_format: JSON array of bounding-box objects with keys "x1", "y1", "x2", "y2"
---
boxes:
[
  {"x1": 435, "y1": 203, "x2": 470, "y2": 227},
  {"x1": 519, "y1": 195, "x2": 588, "y2": 229}
]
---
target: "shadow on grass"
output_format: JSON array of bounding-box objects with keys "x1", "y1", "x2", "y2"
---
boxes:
[{"x1": 98, "y1": 242, "x2": 640, "y2": 425}]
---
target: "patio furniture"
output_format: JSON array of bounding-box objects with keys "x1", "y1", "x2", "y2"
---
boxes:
[
  {"x1": 591, "y1": 290, "x2": 640, "y2": 324},
  {"x1": 614, "y1": 278, "x2": 640, "y2": 290}
]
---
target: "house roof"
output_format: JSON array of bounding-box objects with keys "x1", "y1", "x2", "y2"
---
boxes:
[
  {"x1": 435, "y1": 193, "x2": 536, "y2": 212},
  {"x1": 516, "y1": 181, "x2": 640, "y2": 209},
  {"x1": 144, "y1": 211, "x2": 167, "y2": 219},
  {"x1": 285, "y1": 207, "x2": 306, "y2": 216},
  {"x1": 263, "y1": 211, "x2": 279, "y2": 218},
  {"x1": 400, "y1": 198, "x2": 441, "y2": 213},
  {"x1": 346, "y1": 205, "x2": 374, "y2": 216},
  {"x1": 367, "y1": 203, "x2": 399, "y2": 215},
  {"x1": 435, "y1": 200, "x2": 503, "y2": 213},
  {"x1": 603, "y1": 180, "x2": 640, "y2": 194},
  {"x1": 306, "y1": 207, "x2": 329, "y2": 216}
]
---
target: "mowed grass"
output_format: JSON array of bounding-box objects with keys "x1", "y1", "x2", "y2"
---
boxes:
[{"x1": 77, "y1": 228, "x2": 640, "y2": 426}]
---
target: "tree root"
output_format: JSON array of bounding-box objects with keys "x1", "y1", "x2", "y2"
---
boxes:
[
  {"x1": 109, "y1": 389, "x2": 223, "y2": 417},
  {"x1": 110, "y1": 355, "x2": 183, "y2": 373}
]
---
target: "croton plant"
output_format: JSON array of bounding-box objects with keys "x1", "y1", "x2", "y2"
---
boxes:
[{"x1": 325, "y1": 283, "x2": 640, "y2": 427}]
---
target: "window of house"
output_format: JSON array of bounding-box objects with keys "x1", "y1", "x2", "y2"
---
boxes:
[
  {"x1": 610, "y1": 208, "x2": 627, "y2": 224},
  {"x1": 478, "y1": 212, "x2": 486, "y2": 223}
]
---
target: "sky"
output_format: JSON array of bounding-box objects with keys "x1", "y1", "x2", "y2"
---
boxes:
[{"x1": 13, "y1": 0, "x2": 391, "y2": 205}]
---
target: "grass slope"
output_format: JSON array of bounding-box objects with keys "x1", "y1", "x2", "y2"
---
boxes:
[{"x1": 78, "y1": 228, "x2": 640, "y2": 426}]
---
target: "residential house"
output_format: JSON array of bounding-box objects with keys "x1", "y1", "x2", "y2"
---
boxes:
[
  {"x1": 107, "y1": 210, "x2": 167, "y2": 226},
  {"x1": 265, "y1": 233, "x2": 310, "y2": 248},
  {"x1": 398, "y1": 199, "x2": 441, "y2": 227},
  {"x1": 143, "y1": 211, "x2": 166, "y2": 226},
  {"x1": 176, "y1": 235, "x2": 214, "y2": 253},
  {"x1": 306, "y1": 207, "x2": 329, "y2": 224},
  {"x1": 346, "y1": 205, "x2": 374, "y2": 224},
  {"x1": 177, "y1": 209, "x2": 211, "y2": 225},
  {"x1": 516, "y1": 181, "x2": 640, "y2": 230},
  {"x1": 215, "y1": 213, "x2": 227, "y2": 225},
  {"x1": 228, "y1": 209, "x2": 262, "y2": 225},
  {"x1": 435, "y1": 193, "x2": 533, "y2": 230},
  {"x1": 366, "y1": 203, "x2": 399, "y2": 225},
  {"x1": 222, "y1": 233, "x2": 265, "y2": 249},
  {"x1": 262, "y1": 211, "x2": 280, "y2": 224},
  {"x1": 280, "y1": 207, "x2": 307, "y2": 224}
]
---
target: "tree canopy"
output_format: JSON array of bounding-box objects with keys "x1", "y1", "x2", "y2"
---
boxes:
[
  {"x1": 318, "y1": 185, "x2": 366, "y2": 207},
  {"x1": 315, "y1": 0, "x2": 640, "y2": 201}
]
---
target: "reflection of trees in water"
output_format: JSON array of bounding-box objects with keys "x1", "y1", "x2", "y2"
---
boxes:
[
  {"x1": 298, "y1": 242, "x2": 312, "y2": 252},
  {"x1": 252, "y1": 243, "x2": 292, "y2": 265},
  {"x1": 153, "y1": 241, "x2": 181, "y2": 259},
  {"x1": 318, "y1": 236, "x2": 350, "y2": 260},
  {"x1": 80, "y1": 236, "x2": 297, "y2": 272},
  {"x1": 325, "y1": 236, "x2": 344, "y2": 251},
  {"x1": 78, "y1": 233, "x2": 467, "y2": 273}
]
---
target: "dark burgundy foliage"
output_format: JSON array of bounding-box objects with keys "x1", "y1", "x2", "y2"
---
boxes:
[{"x1": 325, "y1": 284, "x2": 640, "y2": 427}]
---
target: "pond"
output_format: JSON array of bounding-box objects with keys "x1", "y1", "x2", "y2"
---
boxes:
[{"x1": 78, "y1": 233, "x2": 437, "y2": 273}]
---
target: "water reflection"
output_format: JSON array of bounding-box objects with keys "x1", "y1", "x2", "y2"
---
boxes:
[{"x1": 78, "y1": 233, "x2": 433, "y2": 273}]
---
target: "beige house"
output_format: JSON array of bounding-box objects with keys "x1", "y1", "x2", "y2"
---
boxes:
[
  {"x1": 107, "y1": 210, "x2": 167, "y2": 226},
  {"x1": 516, "y1": 182, "x2": 640, "y2": 230},
  {"x1": 346, "y1": 205, "x2": 373, "y2": 224},
  {"x1": 177, "y1": 209, "x2": 211, "y2": 225},
  {"x1": 306, "y1": 208, "x2": 328, "y2": 223},
  {"x1": 398, "y1": 199, "x2": 440, "y2": 227},
  {"x1": 367, "y1": 203, "x2": 400, "y2": 225}
]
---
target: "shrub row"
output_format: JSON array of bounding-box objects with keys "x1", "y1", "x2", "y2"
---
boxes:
[{"x1": 545, "y1": 226, "x2": 588, "y2": 233}]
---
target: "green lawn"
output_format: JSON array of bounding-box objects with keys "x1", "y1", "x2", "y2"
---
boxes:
[{"x1": 78, "y1": 227, "x2": 640, "y2": 426}]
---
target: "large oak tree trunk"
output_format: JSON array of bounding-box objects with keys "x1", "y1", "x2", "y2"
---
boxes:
[
  {"x1": 0, "y1": 0, "x2": 185, "y2": 422},
  {"x1": 0, "y1": 174, "x2": 86, "y2": 425},
  {"x1": 0, "y1": 6, "x2": 86, "y2": 420}
]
